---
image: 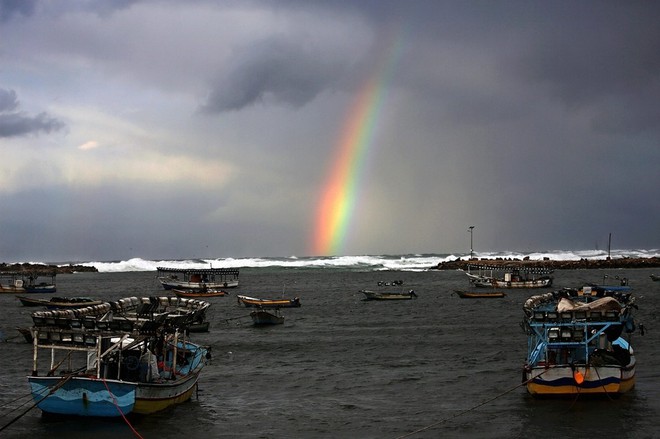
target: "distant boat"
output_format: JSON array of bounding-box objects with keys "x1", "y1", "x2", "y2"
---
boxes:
[
  {"x1": 650, "y1": 274, "x2": 659, "y2": 282},
  {"x1": 522, "y1": 288, "x2": 638, "y2": 396},
  {"x1": 377, "y1": 280, "x2": 404, "y2": 287},
  {"x1": 186, "y1": 321, "x2": 210, "y2": 333},
  {"x1": 172, "y1": 288, "x2": 229, "y2": 298},
  {"x1": 157, "y1": 266, "x2": 239, "y2": 290},
  {"x1": 24, "y1": 272, "x2": 57, "y2": 294},
  {"x1": 454, "y1": 290, "x2": 506, "y2": 299},
  {"x1": 466, "y1": 264, "x2": 553, "y2": 289},
  {"x1": 17, "y1": 296, "x2": 103, "y2": 308},
  {"x1": 360, "y1": 290, "x2": 417, "y2": 301},
  {"x1": 0, "y1": 274, "x2": 26, "y2": 293},
  {"x1": 237, "y1": 295, "x2": 301, "y2": 308},
  {"x1": 250, "y1": 309, "x2": 284, "y2": 326},
  {"x1": 1, "y1": 272, "x2": 57, "y2": 294}
]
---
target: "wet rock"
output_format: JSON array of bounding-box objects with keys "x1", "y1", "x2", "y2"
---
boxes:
[{"x1": 432, "y1": 256, "x2": 660, "y2": 270}]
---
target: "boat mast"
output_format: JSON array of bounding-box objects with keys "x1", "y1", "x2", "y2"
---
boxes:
[{"x1": 171, "y1": 330, "x2": 179, "y2": 377}]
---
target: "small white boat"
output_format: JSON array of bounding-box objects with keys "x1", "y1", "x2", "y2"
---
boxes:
[
  {"x1": 466, "y1": 264, "x2": 553, "y2": 289},
  {"x1": 157, "y1": 266, "x2": 239, "y2": 290}
]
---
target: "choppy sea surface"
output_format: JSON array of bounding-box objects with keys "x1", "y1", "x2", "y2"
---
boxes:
[
  {"x1": 1, "y1": 256, "x2": 659, "y2": 438},
  {"x1": 26, "y1": 248, "x2": 660, "y2": 273}
]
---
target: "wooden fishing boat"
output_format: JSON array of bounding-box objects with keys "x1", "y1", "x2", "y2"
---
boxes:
[
  {"x1": 186, "y1": 321, "x2": 210, "y2": 333},
  {"x1": 157, "y1": 266, "x2": 239, "y2": 290},
  {"x1": 466, "y1": 264, "x2": 553, "y2": 289},
  {"x1": 237, "y1": 294, "x2": 301, "y2": 308},
  {"x1": 27, "y1": 296, "x2": 211, "y2": 417},
  {"x1": 24, "y1": 272, "x2": 57, "y2": 294},
  {"x1": 173, "y1": 288, "x2": 229, "y2": 298},
  {"x1": 250, "y1": 309, "x2": 284, "y2": 326},
  {"x1": 16, "y1": 326, "x2": 33, "y2": 343},
  {"x1": 0, "y1": 273, "x2": 26, "y2": 293},
  {"x1": 1, "y1": 272, "x2": 57, "y2": 294},
  {"x1": 360, "y1": 290, "x2": 417, "y2": 300},
  {"x1": 17, "y1": 296, "x2": 103, "y2": 308},
  {"x1": 454, "y1": 290, "x2": 506, "y2": 299},
  {"x1": 522, "y1": 287, "x2": 639, "y2": 396}
]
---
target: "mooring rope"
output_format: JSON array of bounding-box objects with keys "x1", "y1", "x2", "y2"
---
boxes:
[
  {"x1": 394, "y1": 369, "x2": 549, "y2": 439},
  {"x1": 0, "y1": 374, "x2": 73, "y2": 433},
  {"x1": 101, "y1": 378, "x2": 144, "y2": 439},
  {"x1": 0, "y1": 391, "x2": 39, "y2": 420},
  {"x1": 0, "y1": 391, "x2": 35, "y2": 411}
]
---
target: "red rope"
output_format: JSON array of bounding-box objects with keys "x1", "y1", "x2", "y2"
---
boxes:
[{"x1": 101, "y1": 378, "x2": 144, "y2": 439}]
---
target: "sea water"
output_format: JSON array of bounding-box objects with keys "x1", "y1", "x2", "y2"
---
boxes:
[{"x1": 0, "y1": 257, "x2": 658, "y2": 438}]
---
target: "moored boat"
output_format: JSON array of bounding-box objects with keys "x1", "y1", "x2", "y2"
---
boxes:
[
  {"x1": 157, "y1": 266, "x2": 239, "y2": 290},
  {"x1": 237, "y1": 295, "x2": 301, "y2": 308},
  {"x1": 466, "y1": 264, "x2": 553, "y2": 289},
  {"x1": 0, "y1": 273, "x2": 26, "y2": 293},
  {"x1": 521, "y1": 286, "x2": 639, "y2": 396},
  {"x1": 1, "y1": 272, "x2": 57, "y2": 294},
  {"x1": 250, "y1": 309, "x2": 284, "y2": 326},
  {"x1": 24, "y1": 272, "x2": 57, "y2": 294},
  {"x1": 454, "y1": 290, "x2": 506, "y2": 299},
  {"x1": 27, "y1": 296, "x2": 211, "y2": 417},
  {"x1": 17, "y1": 296, "x2": 103, "y2": 308},
  {"x1": 360, "y1": 290, "x2": 417, "y2": 300},
  {"x1": 186, "y1": 321, "x2": 210, "y2": 333},
  {"x1": 173, "y1": 288, "x2": 229, "y2": 298},
  {"x1": 650, "y1": 274, "x2": 659, "y2": 282}
]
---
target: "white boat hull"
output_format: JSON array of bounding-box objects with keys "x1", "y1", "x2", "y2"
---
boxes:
[{"x1": 525, "y1": 358, "x2": 635, "y2": 396}]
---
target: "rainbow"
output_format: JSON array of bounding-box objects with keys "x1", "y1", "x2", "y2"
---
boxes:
[{"x1": 310, "y1": 32, "x2": 404, "y2": 256}]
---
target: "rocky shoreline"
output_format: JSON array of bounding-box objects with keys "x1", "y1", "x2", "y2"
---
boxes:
[
  {"x1": 2, "y1": 257, "x2": 659, "y2": 274},
  {"x1": 433, "y1": 256, "x2": 660, "y2": 271},
  {"x1": 0, "y1": 263, "x2": 98, "y2": 274}
]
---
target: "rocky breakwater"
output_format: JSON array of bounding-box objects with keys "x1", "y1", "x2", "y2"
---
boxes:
[
  {"x1": 433, "y1": 256, "x2": 660, "y2": 271},
  {"x1": 0, "y1": 262, "x2": 98, "y2": 274}
]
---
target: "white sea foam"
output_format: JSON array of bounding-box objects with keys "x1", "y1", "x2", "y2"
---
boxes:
[{"x1": 65, "y1": 248, "x2": 660, "y2": 273}]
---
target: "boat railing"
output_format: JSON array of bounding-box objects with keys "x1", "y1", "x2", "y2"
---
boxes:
[
  {"x1": 526, "y1": 318, "x2": 625, "y2": 366},
  {"x1": 529, "y1": 309, "x2": 620, "y2": 322}
]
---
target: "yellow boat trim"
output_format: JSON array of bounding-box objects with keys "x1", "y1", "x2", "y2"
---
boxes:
[{"x1": 132, "y1": 385, "x2": 196, "y2": 415}]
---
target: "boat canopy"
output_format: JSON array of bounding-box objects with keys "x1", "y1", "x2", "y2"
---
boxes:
[
  {"x1": 467, "y1": 264, "x2": 553, "y2": 275},
  {"x1": 157, "y1": 267, "x2": 239, "y2": 276}
]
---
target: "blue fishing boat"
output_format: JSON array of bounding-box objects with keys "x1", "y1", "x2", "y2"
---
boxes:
[
  {"x1": 27, "y1": 296, "x2": 210, "y2": 417},
  {"x1": 521, "y1": 286, "x2": 639, "y2": 396}
]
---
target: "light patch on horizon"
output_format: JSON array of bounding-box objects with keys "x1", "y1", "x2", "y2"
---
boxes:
[
  {"x1": 78, "y1": 140, "x2": 99, "y2": 150},
  {"x1": 60, "y1": 152, "x2": 237, "y2": 189}
]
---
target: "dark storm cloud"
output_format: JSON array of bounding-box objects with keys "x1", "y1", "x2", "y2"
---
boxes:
[
  {"x1": 0, "y1": 88, "x2": 19, "y2": 112},
  {"x1": 0, "y1": 88, "x2": 65, "y2": 138},
  {"x1": 1, "y1": 0, "x2": 658, "y2": 261},
  {"x1": 0, "y1": 0, "x2": 36, "y2": 22},
  {"x1": 514, "y1": 2, "x2": 660, "y2": 134},
  {"x1": 200, "y1": 38, "x2": 345, "y2": 113}
]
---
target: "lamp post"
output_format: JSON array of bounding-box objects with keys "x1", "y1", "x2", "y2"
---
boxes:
[{"x1": 468, "y1": 226, "x2": 475, "y2": 260}]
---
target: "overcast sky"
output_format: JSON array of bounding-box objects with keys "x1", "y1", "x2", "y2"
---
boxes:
[{"x1": 1, "y1": 0, "x2": 659, "y2": 262}]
